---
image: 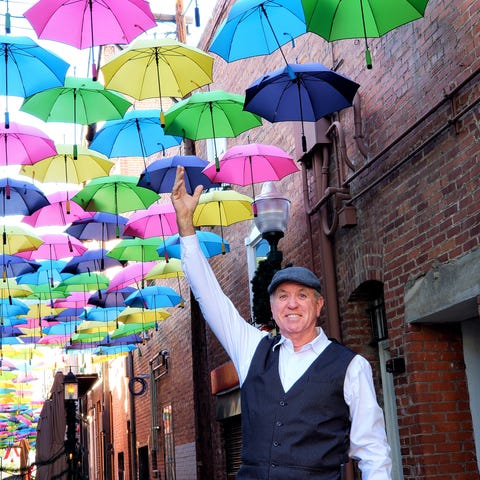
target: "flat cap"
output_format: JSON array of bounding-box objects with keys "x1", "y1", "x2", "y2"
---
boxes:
[{"x1": 267, "y1": 266, "x2": 322, "y2": 295}]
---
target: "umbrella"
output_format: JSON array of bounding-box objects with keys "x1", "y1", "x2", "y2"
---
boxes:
[
  {"x1": 0, "y1": 225, "x2": 43, "y2": 256},
  {"x1": 24, "y1": 0, "x2": 156, "y2": 79},
  {"x1": 71, "y1": 175, "x2": 160, "y2": 215},
  {"x1": 110, "y1": 322, "x2": 157, "y2": 340},
  {"x1": 0, "y1": 177, "x2": 50, "y2": 216},
  {"x1": 17, "y1": 260, "x2": 69, "y2": 287},
  {"x1": 16, "y1": 233, "x2": 87, "y2": 261},
  {"x1": 0, "y1": 122, "x2": 57, "y2": 167},
  {"x1": 157, "y1": 231, "x2": 230, "y2": 259},
  {"x1": 164, "y1": 90, "x2": 263, "y2": 170},
  {"x1": 124, "y1": 202, "x2": 178, "y2": 240},
  {"x1": 107, "y1": 261, "x2": 159, "y2": 292},
  {"x1": 209, "y1": 0, "x2": 306, "y2": 66},
  {"x1": 22, "y1": 190, "x2": 93, "y2": 227},
  {"x1": 107, "y1": 237, "x2": 163, "y2": 262},
  {"x1": 61, "y1": 248, "x2": 122, "y2": 274},
  {"x1": 137, "y1": 155, "x2": 219, "y2": 194},
  {"x1": 58, "y1": 272, "x2": 109, "y2": 292},
  {"x1": 20, "y1": 144, "x2": 114, "y2": 184},
  {"x1": 89, "y1": 109, "x2": 182, "y2": 160},
  {"x1": 88, "y1": 287, "x2": 135, "y2": 308},
  {"x1": 66, "y1": 212, "x2": 129, "y2": 242},
  {"x1": 202, "y1": 143, "x2": 299, "y2": 198},
  {"x1": 244, "y1": 62, "x2": 360, "y2": 152},
  {"x1": 125, "y1": 285, "x2": 183, "y2": 309},
  {"x1": 302, "y1": 0, "x2": 430, "y2": 68},
  {"x1": 20, "y1": 77, "x2": 132, "y2": 155},
  {"x1": 116, "y1": 306, "x2": 170, "y2": 324},
  {"x1": 0, "y1": 35, "x2": 69, "y2": 127},
  {"x1": 0, "y1": 254, "x2": 40, "y2": 280},
  {"x1": 101, "y1": 37, "x2": 214, "y2": 126},
  {"x1": 143, "y1": 258, "x2": 183, "y2": 280}
]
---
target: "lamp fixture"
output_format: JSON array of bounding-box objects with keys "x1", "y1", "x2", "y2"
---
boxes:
[{"x1": 63, "y1": 370, "x2": 78, "y2": 401}]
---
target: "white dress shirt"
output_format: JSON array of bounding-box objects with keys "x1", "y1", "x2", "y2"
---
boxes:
[{"x1": 181, "y1": 234, "x2": 392, "y2": 480}]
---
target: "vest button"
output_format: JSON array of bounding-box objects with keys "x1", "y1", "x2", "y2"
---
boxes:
[
  {"x1": 273, "y1": 441, "x2": 280, "y2": 447},
  {"x1": 275, "y1": 421, "x2": 283, "y2": 427},
  {"x1": 271, "y1": 463, "x2": 277, "y2": 468},
  {"x1": 279, "y1": 400, "x2": 287, "y2": 406}
]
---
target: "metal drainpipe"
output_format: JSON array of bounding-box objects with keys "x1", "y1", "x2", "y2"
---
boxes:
[{"x1": 127, "y1": 352, "x2": 138, "y2": 479}]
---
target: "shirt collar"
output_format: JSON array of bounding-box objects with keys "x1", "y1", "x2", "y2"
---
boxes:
[{"x1": 273, "y1": 328, "x2": 329, "y2": 354}]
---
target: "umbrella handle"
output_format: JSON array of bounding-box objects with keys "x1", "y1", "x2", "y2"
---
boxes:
[{"x1": 365, "y1": 49, "x2": 373, "y2": 69}]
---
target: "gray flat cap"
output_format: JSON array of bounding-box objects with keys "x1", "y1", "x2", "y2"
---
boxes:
[{"x1": 267, "y1": 266, "x2": 322, "y2": 295}]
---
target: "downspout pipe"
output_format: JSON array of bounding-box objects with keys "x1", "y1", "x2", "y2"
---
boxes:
[{"x1": 127, "y1": 352, "x2": 138, "y2": 479}]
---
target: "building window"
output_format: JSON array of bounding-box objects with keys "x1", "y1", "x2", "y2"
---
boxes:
[{"x1": 162, "y1": 404, "x2": 176, "y2": 480}]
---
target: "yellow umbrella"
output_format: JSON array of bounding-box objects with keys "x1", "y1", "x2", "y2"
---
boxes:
[
  {"x1": 144, "y1": 258, "x2": 184, "y2": 280},
  {"x1": 76, "y1": 320, "x2": 117, "y2": 334},
  {"x1": 0, "y1": 279, "x2": 33, "y2": 299},
  {"x1": 116, "y1": 306, "x2": 170, "y2": 325},
  {"x1": 101, "y1": 37, "x2": 214, "y2": 126},
  {"x1": 0, "y1": 225, "x2": 43, "y2": 256},
  {"x1": 20, "y1": 144, "x2": 114, "y2": 184}
]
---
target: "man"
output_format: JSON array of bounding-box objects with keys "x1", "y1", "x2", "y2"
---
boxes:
[{"x1": 172, "y1": 166, "x2": 392, "y2": 479}]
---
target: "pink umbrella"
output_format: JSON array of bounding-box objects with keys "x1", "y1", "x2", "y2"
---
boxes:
[
  {"x1": 107, "y1": 261, "x2": 158, "y2": 292},
  {"x1": 25, "y1": 0, "x2": 156, "y2": 79},
  {"x1": 22, "y1": 190, "x2": 94, "y2": 227},
  {"x1": 0, "y1": 121, "x2": 57, "y2": 166},
  {"x1": 124, "y1": 202, "x2": 179, "y2": 239},
  {"x1": 16, "y1": 233, "x2": 87, "y2": 261},
  {"x1": 53, "y1": 291, "x2": 89, "y2": 309},
  {"x1": 202, "y1": 143, "x2": 299, "y2": 198}
]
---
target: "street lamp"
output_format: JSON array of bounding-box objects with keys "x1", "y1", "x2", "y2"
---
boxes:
[
  {"x1": 64, "y1": 370, "x2": 78, "y2": 480},
  {"x1": 64, "y1": 371, "x2": 78, "y2": 401}
]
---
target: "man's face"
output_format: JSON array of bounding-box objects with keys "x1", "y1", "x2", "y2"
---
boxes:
[{"x1": 270, "y1": 281, "x2": 324, "y2": 342}]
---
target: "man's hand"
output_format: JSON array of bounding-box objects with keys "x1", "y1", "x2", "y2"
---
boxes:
[{"x1": 171, "y1": 165, "x2": 203, "y2": 237}]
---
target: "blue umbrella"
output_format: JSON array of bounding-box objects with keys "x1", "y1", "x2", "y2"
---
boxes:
[
  {"x1": 0, "y1": 177, "x2": 50, "y2": 216},
  {"x1": 88, "y1": 287, "x2": 135, "y2": 309},
  {"x1": 61, "y1": 248, "x2": 123, "y2": 274},
  {"x1": 157, "y1": 231, "x2": 230, "y2": 259},
  {"x1": 0, "y1": 35, "x2": 69, "y2": 126},
  {"x1": 137, "y1": 155, "x2": 219, "y2": 194},
  {"x1": 0, "y1": 298, "x2": 30, "y2": 317},
  {"x1": 209, "y1": 0, "x2": 306, "y2": 65},
  {"x1": 125, "y1": 286, "x2": 183, "y2": 309},
  {"x1": 17, "y1": 260, "x2": 68, "y2": 287},
  {"x1": 0, "y1": 254, "x2": 40, "y2": 279},
  {"x1": 244, "y1": 62, "x2": 360, "y2": 152},
  {"x1": 65, "y1": 212, "x2": 129, "y2": 241},
  {"x1": 79, "y1": 306, "x2": 125, "y2": 322},
  {"x1": 89, "y1": 109, "x2": 182, "y2": 158}
]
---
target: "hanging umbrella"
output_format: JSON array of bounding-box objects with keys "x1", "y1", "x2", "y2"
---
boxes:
[
  {"x1": 16, "y1": 233, "x2": 87, "y2": 261},
  {"x1": 202, "y1": 143, "x2": 299, "y2": 198},
  {"x1": 79, "y1": 307, "x2": 124, "y2": 322},
  {"x1": 164, "y1": 90, "x2": 263, "y2": 170},
  {"x1": 0, "y1": 225, "x2": 43, "y2": 256},
  {"x1": 101, "y1": 37, "x2": 214, "y2": 126},
  {"x1": 57, "y1": 272, "x2": 109, "y2": 293},
  {"x1": 0, "y1": 177, "x2": 50, "y2": 216},
  {"x1": 89, "y1": 109, "x2": 182, "y2": 159},
  {"x1": 124, "y1": 202, "x2": 178, "y2": 240},
  {"x1": 0, "y1": 298, "x2": 29, "y2": 317},
  {"x1": 116, "y1": 306, "x2": 170, "y2": 325},
  {"x1": 61, "y1": 248, "x2": 122, "y2": 274},
  {"x1": 107, "y1": 261, "x2": 159, "y2": 292},
  {"x1": 0, "y1": 122, "x2": 57, "y2": 167},
  {"x1": 0, "y1": 279, "x2": 33, "y2": 299},
  {"x1": 107, "y1": 237, "x2": 163, "y2": 263},
  {"x1": 20, "y1": 77, "x2": 132, "y2": 157},
  {"x1": 22, "y1": 190, "x2": 93, "y2": 227},
  {"x1": 157, "y1": 231, "x2": 230, "y2": 259},
  {"x1": 17, "y1": 260, "x2": 69, "y2": 287},
  {"x1": 110, "y1": 322, "x2": 156, "y2": 340},
  {"x1": 137, "y1": 155, "x2": 219, "y2": 194},
  {"x1": 20, "y1": 144, "x2": 114, "y2": 185},
  {"x1": 302, "y1": 0, "x2": 430, "y2": 68},
  {"x1": 88, "y1": 287, "x2": 135, "y2": 308},
  {"x1": 24, "y1": 0, "x2": 156, "y2": 79},
  {"x1": 244, "y1": 62, "x2": 360, "y2": 152},
  {"x1": 143, "y1": 258, "x2": 183, "y2": 280},
  {"x1": 66, "y1": 212, "x2": 129, "y2": 242},
  {"x1": 209, "y1": 0, "x2": 306, "y2": 66},
  {"x1": 0, "y1": 254, "x2": 40, "y2": 280},
  {"x1": 0, "y1": 35, "x2": 69, "y2": 127},
  {"x1": 125, "y1": 285, "x2": 183, "y2": 309}
]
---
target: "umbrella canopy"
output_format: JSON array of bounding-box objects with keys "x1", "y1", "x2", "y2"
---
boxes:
[
  {"x1": 24, "y1": 0, "x2": 156, "y2": 79},
  {"x1": 89, "y1": 109, "x2": 182, "y2": 158},
  {"x1": 209, "y1": 0, "x2": 306, "y2": 63},
  {"x1": 302, "y1": 0, "x2": 430, "y2": 68},
  {"x1": 88, "y1": 287, "x2": 135, "y2": 308},
  {"x1": 125, "y1": 285, "x2": 183, "y2": 309},
  {"x1": 244, "y1": 62, "x2": 360, "y2": 152},
  {"x1": 116, "y1": 306, "x2": 170, "y2": 324},
  {"x1": 0, "y1": 225, "x2": 43, "y2": 256},
  {"x1": 107, "y1": 261, "x2": 158, "y2": 292},
  {"x1": 0, "y1": 177, "x2": 50, "y2": 216},
  {"x1": 164, "y1": 90, "x2": 263, "y2": 169},
  {"x1": 57, "y1": 272, "x2": 110, "y2": 295},
  {"x1": 101, "y1": 37, "x2": 214, "y2": 125},
  {"x1": 61, "y1": 248, "x2": 122, "y2": 274},
  {"x1": 137, "y1": 155, "x2": 219, "y2": 194},
  {"x1": 157, "y1": 231, "x2": 230, "y2": 259},
  {"x1": 71, "y1": 175, "x2": 160, "y2": 215},
  {"x1": 16, "y1": 233, "x2": 87, "y2": 261},
  {"x1": 143, "y1": 258, "x2": 183, "y2": 280},
  {"x1": 202, "y1": 143, "x2": 299, "y2": 198},
  {"x1": 107, "y1": 237, "x2": 163, "y2": 262},
  {"x1": 22, "y1": 190, "x2": 92, "y2": 227},
  {"x1": 124, "y1": 201, "x2": 178, "y2": 239},
  {"x1": 0, "y1": 254, "x2": 40, "y2": 279},
  {"x1": 110, "y1": 322, "x2": 157, "y2": 340},
  {"x1": 20, "y1": 144, "x2": 114, "y2": 184},
  {"x1": 0, "y1": 122, "x2": 57, "y2": 167},
  {"x1": 66, "y1": 212, "x2": 129, "y2": 241}
]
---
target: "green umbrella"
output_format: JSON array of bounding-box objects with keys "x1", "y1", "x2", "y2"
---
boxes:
[
  {"x1": 19, "y1": 76, "x2": 132, "y2": 158},
  {"x1": 106, "y1": 237, "x2": 163, "y2": 263},
  {"x1": 302, "y1": 0, "x2": 430, "y2": 68},
  {"x1": 111, "y1": 321, "x2": 157, "y2": 340},
  {"x1": 164, "y1": 90, "x2": 263, "y2": 170},
  {"x1": 71, "y1": 175, "x2": 160, "y2": 215},
  {"x1": 57, "y1": 272, "x2": 110, "y2": 293}
]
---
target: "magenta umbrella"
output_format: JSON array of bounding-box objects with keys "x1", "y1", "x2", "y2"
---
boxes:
[
  {"x1": 0, "y1": 121, "x2": 57, "y2": 167},
  {"x1": 16, "y1": 233, "x2": 87, "y2": 261},
  {"x1": 107, "y1": 261, "x2": 158, "y2": 292},
  {"x1": 24, "y1": 0, "x2": 156, "y2": 79},
  {"x1": 22, "y1": 190, "x2": 93, "y2": 227},
  {"x1": 124, "y1": 202, "x2": 178, "y2": 240},
  {"x1": 202, "y1": 143, "x2": 299, "y2": 198}
]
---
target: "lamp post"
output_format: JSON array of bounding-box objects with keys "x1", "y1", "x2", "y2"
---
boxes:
[
  {"x1": 64, "y1": 370, "x2": 78, "y2": 480},
  {"x1": 251, "y1": 182, "x2": 290, "y2": 327}
]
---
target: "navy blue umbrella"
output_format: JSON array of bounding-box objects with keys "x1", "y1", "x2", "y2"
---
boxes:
[
  {"x1": 0, "y1": 177, "x2": 50, "y2": 216},
  {"x1": 61, "y1": 248, "x2": 123, "y2": 274},
  {"x1": 88, "y1": 287, "x2": 135, "y2": 308},
  {"x1": 244, "y1": 62, "x2": 360, "y2": 152},
  {"x1": 65, "y1": 212, "x2": 130, "y2": 241},
  {"x1": 0, "y1": 254, "x2": 40, "y2": 279}
]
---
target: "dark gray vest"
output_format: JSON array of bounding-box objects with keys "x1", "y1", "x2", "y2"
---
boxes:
[{"x1": 238, "y1": 336, "x2": 356, "y2": 480}]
